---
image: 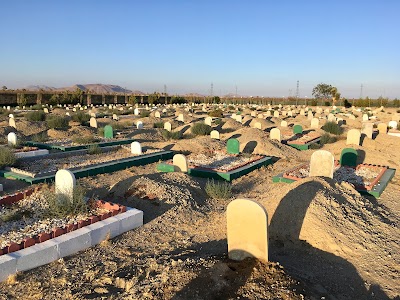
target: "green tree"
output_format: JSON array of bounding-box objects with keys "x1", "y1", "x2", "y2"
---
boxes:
[
  {"x1": 72, "y1": 88, "x2": 83, "y2": 104},
  {"x1": 49, "y1": 93, "x2": 60, "y2": 105},
  {"x1": 17, "y1": 93, "x2": 27, "y2": 107},
  {"x1": 128, "y1": 95, "x2": 138, "y2": 105},
  {"x1": 312, "y1": 83, "x2": 340, "y2": 105}
]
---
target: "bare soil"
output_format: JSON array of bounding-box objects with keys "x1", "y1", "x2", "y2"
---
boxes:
[{"x1": 0, "y1": 107, "x2": 399, "y2": 300}]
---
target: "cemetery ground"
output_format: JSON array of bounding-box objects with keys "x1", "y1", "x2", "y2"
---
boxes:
[{"x1": 0, "y1": 105, "x2": 399, "y2": 299}]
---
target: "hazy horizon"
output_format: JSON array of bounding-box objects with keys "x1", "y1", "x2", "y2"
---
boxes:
[{"x1": 1, "y1": 1, "x2": 399, "y2": 99}]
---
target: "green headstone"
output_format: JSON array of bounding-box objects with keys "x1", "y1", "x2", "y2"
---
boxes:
[
  {"x1": 293, "y1": 125, "x2": 303, "y2": 134},
  {"x1": 157, "y1": 163, "x2": 175, "y2": 172},
  {"x1": 104, "y1": 125, "x2": 113, "y2": 139},
  {"x1": 340, "y1": 148, "x2": 358, "y2": 167},
  {"x1": 227, "y1": 138, "x2": 240, "y2": 154}
]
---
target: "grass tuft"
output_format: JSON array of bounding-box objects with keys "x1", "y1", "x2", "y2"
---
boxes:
[{"x1": 205, "y1": 179, "x2": 233, "y2": 200}]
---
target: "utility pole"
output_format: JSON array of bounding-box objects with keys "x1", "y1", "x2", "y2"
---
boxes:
[
  {"x1": 360, "y1": 84, "x2": 363, "y2": 99},
  {"x1": 164, "y1": 84, "x2": 167, "y2": 104}
]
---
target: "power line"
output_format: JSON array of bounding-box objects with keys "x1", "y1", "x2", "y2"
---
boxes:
[{"x1": 295, "y1": 80, "x2": 299, "y2": 98}]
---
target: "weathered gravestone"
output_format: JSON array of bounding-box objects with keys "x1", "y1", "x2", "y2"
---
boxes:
[
  {"x1": 362, "y1": 114, "x2": 369, "y2": 121},
  {"x1": 136, "y1": 121, "x2": 143, "y2": 129},
  {"x1": 104, "y1": 125, "x2": 113, "y2": 139},
  {"x1": 43, "y1": 107, "x2": 49, "y2": 113},
  {"x1": 388, "y1": 120, "x2": 398, "y2": 129},
  {"x1": 340, "y1": 148, "x2": 358, "y2": 167},
  {"x1": 7, "y1": 132, "x2": 17, "y2": 146},
  {"x1": 236, "y1": 115, "x2": 243, "y2": 123},
  {"x1": 311, "y1": 118, "x2": 319, "y2": 129},
  {"x1": 293, "y1": 124, "x2": 303, "y2": 134},
  {"x1": 55, "y1": 169, "x2": 76, "y2": 202},
  {"x1": 309, "y1": 150, "x2": 334, "y2": 178},
  {"x1": 210, "y1": 130, "x2": 220, "y2": 140},
  {"x1": 177, "y1": 114, "x2": 184, "y2": 122},
  {"x1": 270, "y1": 128, "x2": 281, "y2": 142},
  {"x1": 89, "y1": 117, "x2": 98, "y2": 128},
  {"x1": 377, "y1": 123, "x2": 387, "y2": 134},
  {"x1": 227, "y1": 138, "x2": 240, "y2": 154},
  {"x1": 164, "y1": 122, "x2": 172, "y2": 132},
  {"x1": 273, "y1": 111, "x2": 279, "y2": 118},
  {"x1": 131, "y1": 141, "x2": 142, "y2": 155},
  {"x1": 227, "y1": 198, "x2": 268, "y2": 262},
  {"x1": 112, "y1": 114, "x2": 119, "y2": 121},
  {"x1": 280, "y1": 120, "x2": 287, "y2": 127},
  {"x1": 362, "y1": 122, "x2": 373, "y2": 139},
  {"x1": 173, "y1": 154, "x2": 188, "y2": 172},
  {"x1": 155, "y1": 111, "x2": 161, "y2": 118},
  {"x1": 346, "y1": 129, "x2": 361, "y2": 145},
  {"x1": 204, "y1": 117, "x2": 212, "y2": 126},
  {"x1": 134, "y1": 108, "x2": 139, "y2": 115}
]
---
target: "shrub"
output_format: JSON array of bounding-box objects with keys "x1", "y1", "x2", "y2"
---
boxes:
[
  {"x1": 161, "y1": 129, "x2": 182, "y2": 140},
  {"x1": 26, "y1": 111, "x2": 46, "y2": 121},
  {"x1": 72, "y1": 112, "x2": 90, "y2": 125},
  {"x1": 42, "y1": 185, "x2": 88, "y2": 218},
  {"x1": 98, "y1": 127, "x2": 104, "y2": 137},
  {"x1": 321, "y1": 121, "x2": 342, "y2": 135},
  {"x1": 0, "y1": 147, "x2": 16, "y2": 169},
  {"x1": 0, "y1": 208, "x2": 32, "y2": 223},
  {"x1": 87, "y1": 144, "x2": 102, "y2": 155},
  {"x1": 46, "y1": 116, "x2": 69, "y2": 129},
  {"x1": 208, "y1": 109, "x2": 223, "y2": 118},
  {"x1": 31, "y1": 132, "x2": 48, "y2": 142},
  {"x1": 320, "y1": 133, "x2": 337, "y2": 145},
  {"x1": 153, "y1": 121, "x2": 164, "y2": 128},
  {"x1": 214, "y1": 118, "x2": 224, "y2": 126},
  {"x1": 140, "y1": 110, "x2": 150, "y2": 117},
  {"x1": 205, "y1": 179, "x2": 232, "y2": 200},
  {"x1": 30, "y1": 104, "x2": 44, "y2": 110},
  {"x1": 111, "y1": 121, "x2": 128, "y2": 130},
  {"x1": 191, "y1": 122, "x2": 212, "y2": 136}
]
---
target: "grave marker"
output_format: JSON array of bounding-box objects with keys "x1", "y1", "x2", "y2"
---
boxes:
[
  {"x1": 131, "y1": 141, "x2": 142, "y2": 155},
  {"x1": 155, "y1": 111, "x2": 161, "y2": 118},
  {"x1": 340, "y1": 148, "x2": 358, "y2": 167},
  {"x1": 309, "y1": 150, "x2": 334, "y2": 178},
  {"x1": 55, "y1": 169, "x2": 76, "y2": 202},
  {"x1": 388, "y1": 120, "x2": 398, "y2": 129},
  {"x1": 173, "y1": 154, "x2": 188, "y2": 172},
  {"x1": 346, "y1": 129, "x2": 361, "y2": 145},
  {"x1": 164, "y1": 122, "x2": 172, "y2": 132},
  {"x1": 204, "y1": 117, "x2": 212, "y2": 126},
  {"x1": 227, "y1": 138, "x2": 240, "y2": 154},
  {"x1": 104, "y1": 125, "x2": 113, "y2": 139},
  {"x1": 7, "y1": 132, "x2": 17, "y2": 146},
  {"x1": 254, "y1": 122, "x2": 262, "y2": 129},
  {"x1": 9, "y1": 118, "x2": 16, "y2": 129},
  {"x1": 311, "y1": 118, "x2": 319, "y2": 129},
  {"x1": 177, "y1": 114, "x2": 184, "y2": 122},
  {"x1": 270, "y1": 128, "x2": 281, "y2": 142},
  {"x1": 377, "y1": 123, "x2": 387, "y2": 134},
  {"x1": 227, "y1": 199, "x2": 268, "y2": 262},
  {"x1": 280, "y1": 120, "x2": 287, "y2": 127},
  {"x1": 210, "y1": 130, "x2": 220, "y2": 140},
  {"x1": 362, "y1": 122, "x2": 373, "y2": 139},
  {"x1": 89, "y1": 117, "x2": 98, "y2": 128},
  {"x1": 293, "y1": 124, "x2": 303, "y2": 134},
  {"x1": 136, "y1": 121, "x2": 143, "y2": 129}
]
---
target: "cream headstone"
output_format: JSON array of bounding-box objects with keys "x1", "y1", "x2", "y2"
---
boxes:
[
  {"x1": 251, "y1": 111, "x2": 257, "y2": 117},
  {"x1": 173, "y1": 154, "x2": 188, "y2": 172},
  {"x1": 227, "y1": 199, "x2": 268, "y2": 262},
  {"x1": 7, "y1": 132, "x2": 17, "y2": 146},
  {"x1": 377, "y1": 123, "x2": 387, "y2": 134},
  {"x1": 328, "y1": 113, "x2": 335, "y2": 122},
  {"x1": 388, "y1": 120, "x2": 398, "y2": 129},
  {"x1": 210, "y1": 130, "x2": 220, "y2": 139},
  {"x1": 131, "y1": 141, "x2": 142, "y2": 155},
  {"x1": 273, "y1": 111, "x2": 279, "y2": 118},
  {"x1": 266, "y1": 111, "x2": 271, "y2": 117},
  {"x1": 280, "y1": 120, "x2": 287, "y2": 127},
  {"x1": 134, "y1": 108, "x2": 139, "y2": 115},
  {"x1": 349, "y1": 114, "x2": 356, "y2": 120},
  {"x1": 311, "y1": 118, "x2": 319, "y2": 129},
  {"x1": 204, "y1": 117, "x2": 212, "y2": 126},
  {"x1": 164, "y1": 122, "x2": 172, "y2": 132},
  {"x1": 257, "y1": 114, "x2": 264, "y2": 119},
  {"x1": 177, "y1": 114, "x2": 184, "y2": 122},
  {"x1": 155, "y1": 111, "x2": 161, "y2": 118},
  {"x1": 55, "y1": 169, "x2": 76, "y2": 202},
  {"x1": 346, "y1": 129, "x2": 361, "y2": 145},
  {"x1": 89, "y1": 117, "x2": 98, "y2": 128},
  {"x1": 136, "y1": 121, "x2": 143, "y2": 129},
  {"x1": 362, "y1": 122, "x2": 373, "y2": 139},
  {"x1": 309, "y1": 150, "x2": 334, "y2": 178},
  {"x1": 307, "y1": 111, "x2": 313, "y2": 120},
  {"x1": 254, "y1": 122, "x2": 262, "y2": 129},
  {"x1": 43, "y1": 107, "x2": 49, "y2": 113},
  {"x1": 362, "y1": 114, "x2": 369, "y2": 121},
  {"x1": 270, "y1": 128, "x2": 281, "y2": 142},
  {"x1": 9, "y1": 118, "x2": 16, "y2": 129},
  {"x1": 236, "y1": 115, "x2": 243, "y2": 123},
  {"x1": 112, "y1": 113, "x2": 119, "y2": 120}
]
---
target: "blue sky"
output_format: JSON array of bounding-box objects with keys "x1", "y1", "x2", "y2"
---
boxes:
[{"x1": 1, "y1": 1, "x2": 399, "y2": 98}]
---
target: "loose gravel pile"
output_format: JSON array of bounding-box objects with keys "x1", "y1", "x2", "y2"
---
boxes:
[{"x1": 187, "y1": 152, "x2": 257, "y2": 171}]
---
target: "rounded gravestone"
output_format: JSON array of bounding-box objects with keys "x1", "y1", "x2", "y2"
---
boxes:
[
  {"x1": 309, "y1": 150, "x2": 334, "y2": 178},
  {"x1": 293, "y1": 124, "x2": 303, "y2": 134},
  {"x1": 227, "y1": 199, "x2": 268, "y2": 262},
  {"x1": 173, "y1": 154, "x2": 188, "y2": 172},
  {"x1": 226, "y1": 138, "x2": 240, "y2": 155},
  {"x1": 131, "y1": 141, "x2": 142, "y2": 155},
  {"x1": 340, "y1": 148, "x2": 358, "y2": 167},
  {"x1": 55, "y1": 169, "x2": 76, "y2": 202},
  {"x1": 104, "y1": 125, "x2": 113, "y2": 139},
  {"x1": 7, "y1": 132, "x2": 17, "y2": 146}
]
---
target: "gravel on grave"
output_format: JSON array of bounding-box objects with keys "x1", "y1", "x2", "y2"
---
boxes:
[
  {"x1": 285, "y1": 165, "x2": 381, "y2": 186},
  {"x1": 17, "y1": 148, "x2": 162, "y2": 175},
  {"x1": 0, "y1": 192, "x2": 107, "y2": 249},
  {"x1": 39, "y1": 136, "x2": 130, "y2": 146},
  {"x1": 187, "y1": 152, "x2": 259, "y2": 171}
]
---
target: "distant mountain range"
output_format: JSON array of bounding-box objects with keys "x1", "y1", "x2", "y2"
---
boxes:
[{"x1": 23, "y1": 84, "x2": 144, "y2": 95}]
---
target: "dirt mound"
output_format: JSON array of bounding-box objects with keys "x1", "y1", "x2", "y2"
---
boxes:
[
  {"x1": 262, "y1": 177, "x2": 399, "y2": 298},
  {"x1": 5, "y1": 120, "x2": 47, "y2": 138},
  {"x1": 165, "y1": 136, "x2": 226, "y2": 154},
  {"x1": 221, "y1": 118, "x2": 245, "y2": 132}
]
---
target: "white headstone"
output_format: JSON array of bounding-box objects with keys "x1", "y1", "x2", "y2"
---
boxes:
[
  {"x1": 280, "y1": 120, "x2": 287, "y2": 127},
  {"x1": 134, "y1": 108, "x2": 139, "y2": 115},
  {"x1": 177, "y1": 114, "x2": 184, "y2": 122},
  {"x1": 254, "y1": 122, "x2": 262, "y2": 129},
  {"x1": 9, "y1": 118, "x2": 16, "y2": 128},
  {"x1": 7, "y1": 132, "x2": 17, "y2": 146},
  {"x1": 164, "y1": 122, "x2": 172, "y2": 132},
  {"x1": 173, "y1": 154, "x2": 188, "y2": 172},
  {"x1": 204, "y1": 117, "x2": 212, "y2": 126},
  {"x1": 131, "y1": 141, "x2": 142, "y2": 155},
  {"x1": 310, "y1": 118, "x2": 319, "y2": 129},
  {"x1": 136, "y1": 121, "x2": 143, "y2": 129},
  {"x1": 388, "y1": 120, "x2": 398, "y2": 129},
  {"x1": 362, "y1": 114, "x2": 369, "y2": 121},
  {"x1": 155, "y1": 111, "x2": 161, "y2": 118},
  {"x1": 55, "y1": 169, "x2": 76, "y2": 202},
  {"x1": 346, "y1": 129, "x2": 361, "y2": 145},
  {"x1": 309, "y1": 150, "x2": 334, "y2": 178},
  {"x1": 112, "y1": 114, "x2": 119, "y2": 120},
  {"x1": 89, "y1": 117, "x2": 97, "y2": 128}
]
